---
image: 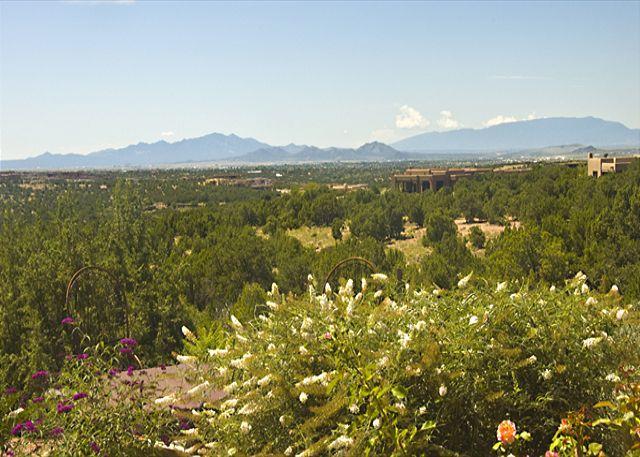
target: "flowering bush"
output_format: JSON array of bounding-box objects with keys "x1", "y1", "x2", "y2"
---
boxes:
[
  {"x1": 2, "y1": 340, "x2": 172, "y2": 456},
  {"x1": 2, "y1": 273, "x2": 638, "y2": 455},
  {"x1": 158, "y1": 274, "x2": 639, "y2": 455}
]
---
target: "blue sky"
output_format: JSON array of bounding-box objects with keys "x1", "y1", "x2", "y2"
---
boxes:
[{"x1": 1, "y1": 1, "x2": 639, "y2": 159}]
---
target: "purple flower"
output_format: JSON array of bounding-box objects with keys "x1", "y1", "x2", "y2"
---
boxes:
[
  {"x1": 31, "y1": 370, "x2": 49, "y2": 380},
  {"x1": 179, "y1": 418, "x2": 193, "y2": 430},
  {"x1": 56, "y1": 402, "x2": 74, "y2": 414},
  {"x1": 5, "y1": 386, "x2": 18, "y2": 395},
  {"x1": 127, "y1": 365, "x2": 135, "y2": 377},
  {"x1": 160, "y1": 364, "x2": 166, "y2": 371},
  {"x1": 61, "y1": 317, "x2": 75, "y2": 326},
  {"x1": 73, "y1": 392, "x2": 88, "y2": 401},
  {"x1": 76, "y1": 353, "x2": 89, "y2": 360},
  {"x1": 119, "y1": 347, "x2": 133, "y2": 355},
  {"x1": 32, "y1": 396, "x2": 44, "y2": 403},
  {"x1": 119, "y1": 338, "x2": 138, "y2": 347},
  {"x1": 90, "y1": 442, "x2": 101, "y2": 454},
  {"x1": 50, "y1": 427, "x2": 64, "y2": 437},
  {"x1": 23, "y1": 420, "x2": 37, "y2": 432},
  {"x1": 108, "y1": 368, "x2": 119, "y2": 377},
  {"x1": 11, "y1": 420, "x2": 37, "y2": 436}
]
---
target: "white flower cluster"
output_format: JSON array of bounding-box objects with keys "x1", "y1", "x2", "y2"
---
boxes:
[{"x1": 295, "y1": 371, "x2": 332, "y2": 387}]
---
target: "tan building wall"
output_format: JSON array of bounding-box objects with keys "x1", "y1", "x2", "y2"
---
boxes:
[
  {"x1": 587, "y1": 155, "x2": 638, "y2": 177},
  {"x1": 391, "y1": 167, "x2": 494, "y2": 193}
]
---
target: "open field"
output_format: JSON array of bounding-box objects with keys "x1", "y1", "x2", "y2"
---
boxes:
[
  {"x1": 387, "y1": 220, "x2": 514, "y2": 263},
  {"x1": 286, "y1": 226, "x2": 336, "y2": 251},
  {"x1": 454, "y1": 217, "x2": 520, "y2": 239},
  {"x1": 386, "y1": 223, "x2": 429, "y2": 264}
]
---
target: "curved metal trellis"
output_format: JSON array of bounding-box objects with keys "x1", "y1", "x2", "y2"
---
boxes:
[
  {"x1": 323, "y1": 256, "x2": 377, "y2": 292},
  {"x1": 65, "y1": 265, "x2": 130, "y2": 341}
]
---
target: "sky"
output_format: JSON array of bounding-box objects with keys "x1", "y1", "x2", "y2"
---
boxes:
[{"x1": 1, "y1": 1, "x2": 639, "y2": 160}]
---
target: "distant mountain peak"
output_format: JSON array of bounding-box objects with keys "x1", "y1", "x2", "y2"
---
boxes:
[
  {"x1": 2, "y1": 116, "x2": 638, "y2": 170},
  {"x1": 1, "y1": 132, "x2": 271, "y2": 170},
  {"x1": 392, "y1": 116, "x2": 640, "y2": 152}
]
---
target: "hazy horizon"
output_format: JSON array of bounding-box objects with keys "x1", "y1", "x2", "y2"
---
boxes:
[{"x1": 1, "y1": 1, "x2": 639, "y2": 160}]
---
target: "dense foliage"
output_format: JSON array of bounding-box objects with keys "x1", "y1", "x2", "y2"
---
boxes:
[
  {"x1": 4, "y1": 274, "x2": 637, "y2": 455},
  {"x1": 167, "y1": 274, "x2": 639, "y2": 456},
  {"x1": 1, "y1": 160, "x2": 640, "y2": 454}
]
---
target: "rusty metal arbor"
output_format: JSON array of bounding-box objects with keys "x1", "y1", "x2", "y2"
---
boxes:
[
  {"x1": 65, "y1": 266, "x2": 130, "y2": 343},
  {"x1": 323, "y1": 257, "x2": 377, "y2": 293}
]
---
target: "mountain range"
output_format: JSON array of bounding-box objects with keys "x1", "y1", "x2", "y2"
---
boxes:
[
  {"x1": 2, "y1": 117, "x2": 639, "y2": 170},
  {"x1": 392, "y1": 116, "x2": 640, "y2": 151}
]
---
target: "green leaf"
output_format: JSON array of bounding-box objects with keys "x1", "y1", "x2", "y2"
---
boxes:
[
  {"x1": 420, "y1": 420, "x2": 436, "y2": 431},
  {"x1": 588, "y1": 442, "x2": 602, "y2": 455},
  {"x1": 391, "y1": 386, "x2": 407, "y2": 399},
  {"x1": 593, "y1": 401, "x2": 615, "y2": 409}
]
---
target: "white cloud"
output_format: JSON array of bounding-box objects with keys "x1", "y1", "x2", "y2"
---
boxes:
[
  {"x1": 437, "y1": 110, "x2": 460, "y2": 130},
  {"x1": 395, "y1": 105, "x2": 430, "y2": 129},
  {"x1": 483, "y1": 112, "x2": 539, "y2": 127},
  {"x1": 483, "y1": 115, "x2": 518, "y2": 127},
  {"x1": 161, "y1": 131, "x2": 175, "y2": 138}
]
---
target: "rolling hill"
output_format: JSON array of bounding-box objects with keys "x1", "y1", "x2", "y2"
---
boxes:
[{"x1": 233, "y1": 142, "x2": 409, "y2": 163}]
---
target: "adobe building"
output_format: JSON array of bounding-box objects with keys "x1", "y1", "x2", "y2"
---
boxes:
[
  {"x1": 587, "y1": 153, "x2": 638, "y2": 177},
  {"x1": 391, "y1": 167, "x2": 492, "y2": 192},
  {"x1": 202, "y1": 175, "x2": 273, "y2": 189}
]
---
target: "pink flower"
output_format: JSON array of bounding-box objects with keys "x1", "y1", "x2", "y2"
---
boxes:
[
  {"x1": 61, "y1": 317, "x2": 75, "y2": 326},
  {"x1": 496, "y1": 420, "x2": 517, "y2": 445},
  {"x1": 545, "y1": 452, "x2": 559, "y2": 457},
  {"x1": 76, "y1": 353, "x2": 89, "y2": 360},
  {"x1": 323, "y1": 332, "x2": 332, "y2": 340}
]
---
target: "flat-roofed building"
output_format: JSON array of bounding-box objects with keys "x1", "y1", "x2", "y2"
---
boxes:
[
  {"x1": 587, "y1": 153, "x2": 638, "y2": 177},
  {"x1": 391, "y1": 167, "x2": 492, "y2": 192}
]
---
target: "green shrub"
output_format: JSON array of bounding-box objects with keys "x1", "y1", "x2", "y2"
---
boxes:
[
  {"x1": 468, "y1": 226, "x2": 486, "y2": 249},
  {"x1": 331, "y1": 218, "x2": 343, "y2": 242},
  {"x1": 422, "y1": 212, "x2": 457, "y2": 246},
  {"x1": 161, "y1": 274, "x2": 639, "y2": 456}
]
